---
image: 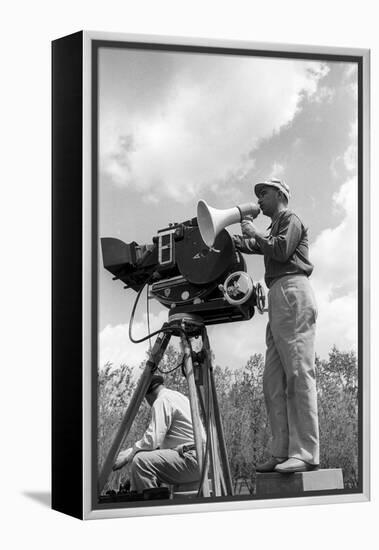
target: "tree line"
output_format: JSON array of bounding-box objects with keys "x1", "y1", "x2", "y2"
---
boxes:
[{"x1": 98, "y1": 345, "x2": 358, "y2": 493}]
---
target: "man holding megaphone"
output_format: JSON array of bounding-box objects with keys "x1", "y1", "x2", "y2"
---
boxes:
[{"x1": 234, "y1": 178, "x2": 319, "y2": 474}]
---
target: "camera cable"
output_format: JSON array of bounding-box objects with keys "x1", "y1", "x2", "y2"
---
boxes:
[
  {"x1": 128, "y1": 277, "x2": 171, "y2": 344},
  {"x1": 129, "y1": 277, "x2": 188, "y2": 343}
]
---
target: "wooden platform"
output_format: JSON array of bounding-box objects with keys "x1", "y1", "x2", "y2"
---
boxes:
[{"x1": 256, "y1": 468, "x2": 344, "y2": 497}]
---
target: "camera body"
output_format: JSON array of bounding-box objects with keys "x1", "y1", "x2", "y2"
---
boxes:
[{"x1": 101, "y1": 217, "x2": 263, "y2": 325}]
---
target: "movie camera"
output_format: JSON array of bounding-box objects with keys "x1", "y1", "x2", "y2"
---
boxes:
[{"x1": 101, "y1": 201, "x2": 265, "y2": 326}]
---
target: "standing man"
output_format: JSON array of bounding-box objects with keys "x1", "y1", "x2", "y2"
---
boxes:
[
  {"x1": 113, "y1": 375, "x2": 205, "y2": 493},
  {"x1": 234, "y1": 178, "x2": 319, "y2": 473}
]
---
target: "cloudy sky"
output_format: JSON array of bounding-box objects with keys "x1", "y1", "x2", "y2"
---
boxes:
[{"x1": 97, "y1": 45, "x2": 358, "y2": 371}]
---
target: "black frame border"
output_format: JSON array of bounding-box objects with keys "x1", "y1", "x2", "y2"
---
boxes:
[{"x1": 52, "y1": 30, "x2": 84, "y2": 519}]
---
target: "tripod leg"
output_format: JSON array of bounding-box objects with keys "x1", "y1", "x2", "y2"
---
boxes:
[
  {"x1": 98, "y1": 328, "x2": 171, "y2": 494},
  {"x1": 201, "y1": 350, "x2": 229, "y2": 496},
  {"x1": 202, "y1": 364, "x2": 222, "y2": 496},
  {"x1": 209, "y1": 364, "x2": 234, "y2": 495},
  {"x1": 195, "y1": 376, "x2": 211, "y2": 493},
  {"x1": 202, "y1": 330, "x2": 234, "y2": 496},
  {"x1": 180, "y1": 333, "x2": 210, "y2": 497}
]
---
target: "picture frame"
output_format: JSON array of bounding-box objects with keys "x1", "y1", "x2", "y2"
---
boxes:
[{"x1": 52, "y1": 30, "x2": 370, "y2": 520}]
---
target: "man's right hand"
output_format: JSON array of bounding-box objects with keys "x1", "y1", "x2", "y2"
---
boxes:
[{"x1": 113, "y1": 448, "x2": 133, "y2": 471}]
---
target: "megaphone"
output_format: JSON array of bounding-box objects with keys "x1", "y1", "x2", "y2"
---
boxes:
[{"x1": 197, "y1": 200, "x2": 260, "y2": 247}]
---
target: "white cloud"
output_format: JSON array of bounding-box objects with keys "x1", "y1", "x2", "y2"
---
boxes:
[
  {"x1": 311, "y1": 85, "x2": 335, "y2": 103},
  {"x1": 100, "y1": 56, "x2": 328, "y2": 203},
  {"x1": 313, "y1": 178, "x2": 357, "y2": 290},
  {"x1": 330, "y1": 116, "x2": 357, "y2": 178},
  {"x1": 343, "y1": 120, "x2": 358, "y2": 172},
  {"x1": 343, "y1": 64, "x2": 358, "y2": 99},
  {"x1": 99, "y1": 310, "x2": 170, "y2": 370},
  {"x1": 207, "y1": 313, "x2": 267, "y2": 368},
  {"x1": 311, "y1": 120, "x2": 358, "y2": 358},
  {"x1": 269, "y1": 162, "x2": 285, "y2": 178}
]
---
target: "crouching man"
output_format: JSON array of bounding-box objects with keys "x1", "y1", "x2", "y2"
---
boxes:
[{"x1": 113, "y1": 375, "x2": 205, "y2": 493}]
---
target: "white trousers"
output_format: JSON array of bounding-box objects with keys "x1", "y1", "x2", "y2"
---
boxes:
[
  {"x1": 264, "y1": 274, "x2": 319, "y2": 465},
  {"x1": 130, "y1": 449, "x2": 200, "y2": 492}
]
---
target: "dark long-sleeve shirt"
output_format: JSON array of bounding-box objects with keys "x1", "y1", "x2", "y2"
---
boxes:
[{"x1": 235, "y1": 209, "x2": 313, "y2": 288}]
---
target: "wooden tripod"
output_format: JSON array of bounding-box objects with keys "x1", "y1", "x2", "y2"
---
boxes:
[{"x1": 98, "y1": 313, "x2": 234, "y2": 498}]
